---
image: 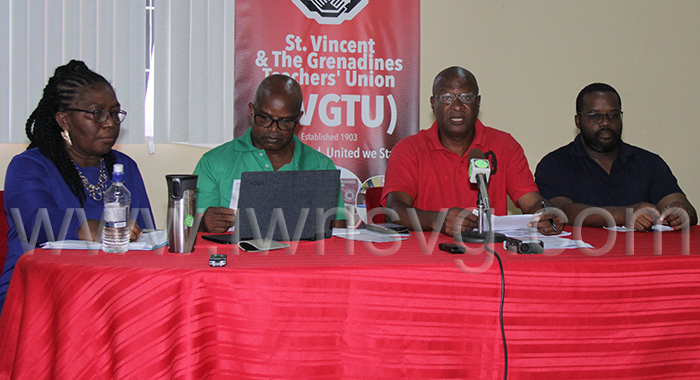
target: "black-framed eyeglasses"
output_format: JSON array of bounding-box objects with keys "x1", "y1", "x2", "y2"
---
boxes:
[
  {"x1": 252, "y1": 106, "x2": 300, "y2": 131},
  {"x1": 434, "y1": 93, "x2": 478, "y2": 104},
  {"x1": 64, "y1": 108, "x2": 127, "y2": 124},
  {"x1": 578, "y1": 111, "x2": 623, "y2": 125}
]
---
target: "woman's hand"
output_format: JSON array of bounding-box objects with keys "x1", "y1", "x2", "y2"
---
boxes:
[
  {"x1": 78, "y1": 219, "x2": 102, "y2": 241},
  {"x1": 127, "y1": 220, "x2": 142, "y2": 242},
  {"x1": 78, "y1": 219, "x2": 142, "y2": 242}
]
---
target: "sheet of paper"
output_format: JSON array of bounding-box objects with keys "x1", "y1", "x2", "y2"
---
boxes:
[
  {"x1": 604, "y1": 224, "x2": 673, "y2": 232},
  {"x1": 538, "y1": 236, "x2": 593, "y2": 249},
  {"x1": 225, "y1": 179, "x2": 241, "y2": 232},
  {"x1": 332, "y1": 228, "x2": 408, "y2": 242},
  {"x1": 501, "y1": 228, "x2": 571, "y2": 239},
  {"x1": 492, "y1": 214, "x2": 535, "y2": 231},
  {"x1": 229, "y1": 179, "x2": 241, "y2": 210},
  {"x1": 41, "y1": 230, "x2": 168, "y2": 251},
  {"x1": 490, "y1": 215, "x2": 587, "y2": 250},
  {"x1": 491, "y1": 214, "x2": 570, "y2": 237}
]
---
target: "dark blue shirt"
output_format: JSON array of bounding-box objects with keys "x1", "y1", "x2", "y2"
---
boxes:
[
  {"x1": 535, "y1": 135, "x2": 683, "y2": 207},
  {"x1": 1, "y1": 148, "x2": 155, "y2": 312}
]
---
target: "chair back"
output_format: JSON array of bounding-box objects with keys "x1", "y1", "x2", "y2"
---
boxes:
[
  {"x1": 364, "y1": 186, "x2": 386, "y2": 224},
  {"x1": 0, "y1": 191, "x2": 8, "y2": 271}
]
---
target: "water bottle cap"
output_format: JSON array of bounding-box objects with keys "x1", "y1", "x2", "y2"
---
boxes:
[{"x1": 113, "y1": 163, "x2": 124, "y2": 182}]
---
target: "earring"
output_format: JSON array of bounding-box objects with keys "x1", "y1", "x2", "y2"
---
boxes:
[{"x1": 62, "y1": 130, "x2": 73, "y2": 147}]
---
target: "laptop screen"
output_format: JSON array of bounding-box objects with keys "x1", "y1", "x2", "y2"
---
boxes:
[{"x1": 233, "y1": 170, "x2": 341, "y2": 242}]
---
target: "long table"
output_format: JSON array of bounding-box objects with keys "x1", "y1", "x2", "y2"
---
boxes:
[{"x1": 1, "y1": 227, "x2": 699, "y2": 379}]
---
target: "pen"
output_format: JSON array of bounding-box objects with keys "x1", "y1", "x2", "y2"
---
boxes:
[{"x1": 541, "y1": 201, "x2": 558, "y2": 232}]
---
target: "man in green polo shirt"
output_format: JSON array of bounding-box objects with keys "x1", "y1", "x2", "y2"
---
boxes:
[{"x1": 194, "y1": 74, "x2": 346, "y2": 233}]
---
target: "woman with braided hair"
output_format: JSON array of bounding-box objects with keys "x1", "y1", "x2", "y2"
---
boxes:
[{"x1": 1, "y1": 60, "x2": 154, "y2": 312}]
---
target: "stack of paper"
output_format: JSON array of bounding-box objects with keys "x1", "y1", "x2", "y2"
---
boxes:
[
  {"x1": 41, "y1": 230, "x2": 168, "y2": 251},
  {"x1": 604, "y1": 225, "x2": 673, "y2": 232},
  {"x1": 332, "y1": 228, "x2": 409, "y2": 243}
]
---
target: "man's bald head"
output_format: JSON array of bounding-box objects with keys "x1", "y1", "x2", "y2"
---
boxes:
[
  {"x1": 253, "y1": 74, "x2": 304, "y2": 113},
  {"x1": 432, "y1": 66, "x2": 479, "y2": 96}
]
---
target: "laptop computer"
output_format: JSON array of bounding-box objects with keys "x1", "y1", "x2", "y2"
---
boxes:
[{"x1": 203, "y1": 170, "x2": 341, "y2": 244}]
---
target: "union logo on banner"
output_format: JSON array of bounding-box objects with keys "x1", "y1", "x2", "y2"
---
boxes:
[
  {"x1": 292, "y1": 0, "x2": 368, "y2": 25},
  {"x1": 235, "y1": 0, "x2": 419, "y2": 227}
]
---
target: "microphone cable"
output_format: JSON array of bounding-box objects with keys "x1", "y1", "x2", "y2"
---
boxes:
[{"x1": 484, "y1": 240, "x2": 508, "y2": 380}]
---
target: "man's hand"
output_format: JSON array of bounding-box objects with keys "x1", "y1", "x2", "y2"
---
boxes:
[
  {"x1": 518, "y1": 192, "x2": 562, "y2": 235},
  {"x1": 660, "y1": 201, "x2": 693, "y2": 231},
  {"x1": 201, "y1": 207, "x2": 236, "y2": 233},
  {"x1": 439, "y1": 207, "x2": 478, "y2": 236},
  {"x1": 628, "y1": 202, "x2": 659, "y2": 231},
  {"x1": 530, "y1": 213, "x2": 563, "y2": 235}
]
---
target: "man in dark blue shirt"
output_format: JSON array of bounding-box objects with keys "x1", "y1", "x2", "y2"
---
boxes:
[{"x1": 535, "y1": 83, "x2": 696, "y2": 231}]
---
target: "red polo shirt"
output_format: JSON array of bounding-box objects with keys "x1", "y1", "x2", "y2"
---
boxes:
[{"x1": 381, "y1": 120, "x2": 538, "y2": 215}]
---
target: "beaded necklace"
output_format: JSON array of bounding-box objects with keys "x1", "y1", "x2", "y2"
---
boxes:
[{"x1": 74, "y1": 159, "x2": 108, "y2": 201}]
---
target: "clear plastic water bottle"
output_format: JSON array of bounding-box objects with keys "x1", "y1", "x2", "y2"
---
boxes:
[{"x1": 102, "y1": 163, "x2": 131, "y2": 253}]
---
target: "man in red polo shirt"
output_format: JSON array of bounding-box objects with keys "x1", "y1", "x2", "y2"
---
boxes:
[{"x1": 381, "y1": 66, "x2": 561, "y2": 236}]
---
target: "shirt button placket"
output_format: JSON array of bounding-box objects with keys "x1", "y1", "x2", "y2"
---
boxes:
[{"x1": 258, "y1": 151, "x2": 271, "y2": 169}]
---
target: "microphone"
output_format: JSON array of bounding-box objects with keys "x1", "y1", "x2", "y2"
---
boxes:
[
  {"x1": 467, "y1": 149, "x2": 491, "y2": 211},
  {"x1": 461, "y1": 149, "x2": 506, "y2": 244},
  {"x1": 468, "y1": 149, "x2": 491, "y2": 183}
]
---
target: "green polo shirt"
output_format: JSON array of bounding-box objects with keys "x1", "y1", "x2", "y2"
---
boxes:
[{"x1": 193, "y1": 128, "x2": 346, "y2": 219}]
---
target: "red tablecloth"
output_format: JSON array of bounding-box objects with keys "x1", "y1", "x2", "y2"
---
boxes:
[{"x1": 1, "y1": 227, "x2": 699, "y2": 379}]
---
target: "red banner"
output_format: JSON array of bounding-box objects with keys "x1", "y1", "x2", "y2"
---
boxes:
[{"x1": 234, "y1": 0, "x2": 420, "y2": 227}]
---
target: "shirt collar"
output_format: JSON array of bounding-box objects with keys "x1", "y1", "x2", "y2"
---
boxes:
[
  {"x1": 234, "y1": 127, "x2": 302, "y2": 168},
  {"x1": 569, "y1": 133, "x2": 634, "y2": 169},
  {"x1": 234, "y1": 127, "x2": 301, "y2": 152},
  {"x1": 571, "y1": 133, "x2": 633, "y2": 164},
  {"x1": 234, "y1": 128, "x2": 259, "y2": 152}
]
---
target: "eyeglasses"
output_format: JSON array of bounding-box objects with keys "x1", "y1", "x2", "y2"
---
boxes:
[
  {"x1": 64, "y1": 108, "x2": 127, "y2": 124},
  {"x1": 252, "y1": 106, "x2": 300, "y2": 131},
  {"x1": 434, "y1": 93, "x2": 478, "y2": 104},
  {"x1": 578, "y1": 111, "x2": 623, "y2": 125}
]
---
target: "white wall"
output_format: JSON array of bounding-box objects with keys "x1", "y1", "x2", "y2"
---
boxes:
[{"x1": 2, "y1": 0, "x2": 699, "y2": 226}]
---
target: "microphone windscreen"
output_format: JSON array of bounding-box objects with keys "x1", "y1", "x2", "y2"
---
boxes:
[
  {"x1": 468, "y1": 148, "x2": 491, "y2": 183},
  {"x1": 467, "y1": 148, "x2": 486, "y2": 161}
]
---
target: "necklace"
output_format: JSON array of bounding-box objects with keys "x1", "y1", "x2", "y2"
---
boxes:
[{"x1": 75, "y1": 159, "x2": 108, "y2": 201}]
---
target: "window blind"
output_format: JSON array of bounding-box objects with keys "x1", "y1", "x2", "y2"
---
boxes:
[
  {"x1": 152, "y1": 0, "x2": 235, "y2": 146},
  {"x1": 0, "y1": 0, "x2": 146, "y2": 144}
]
